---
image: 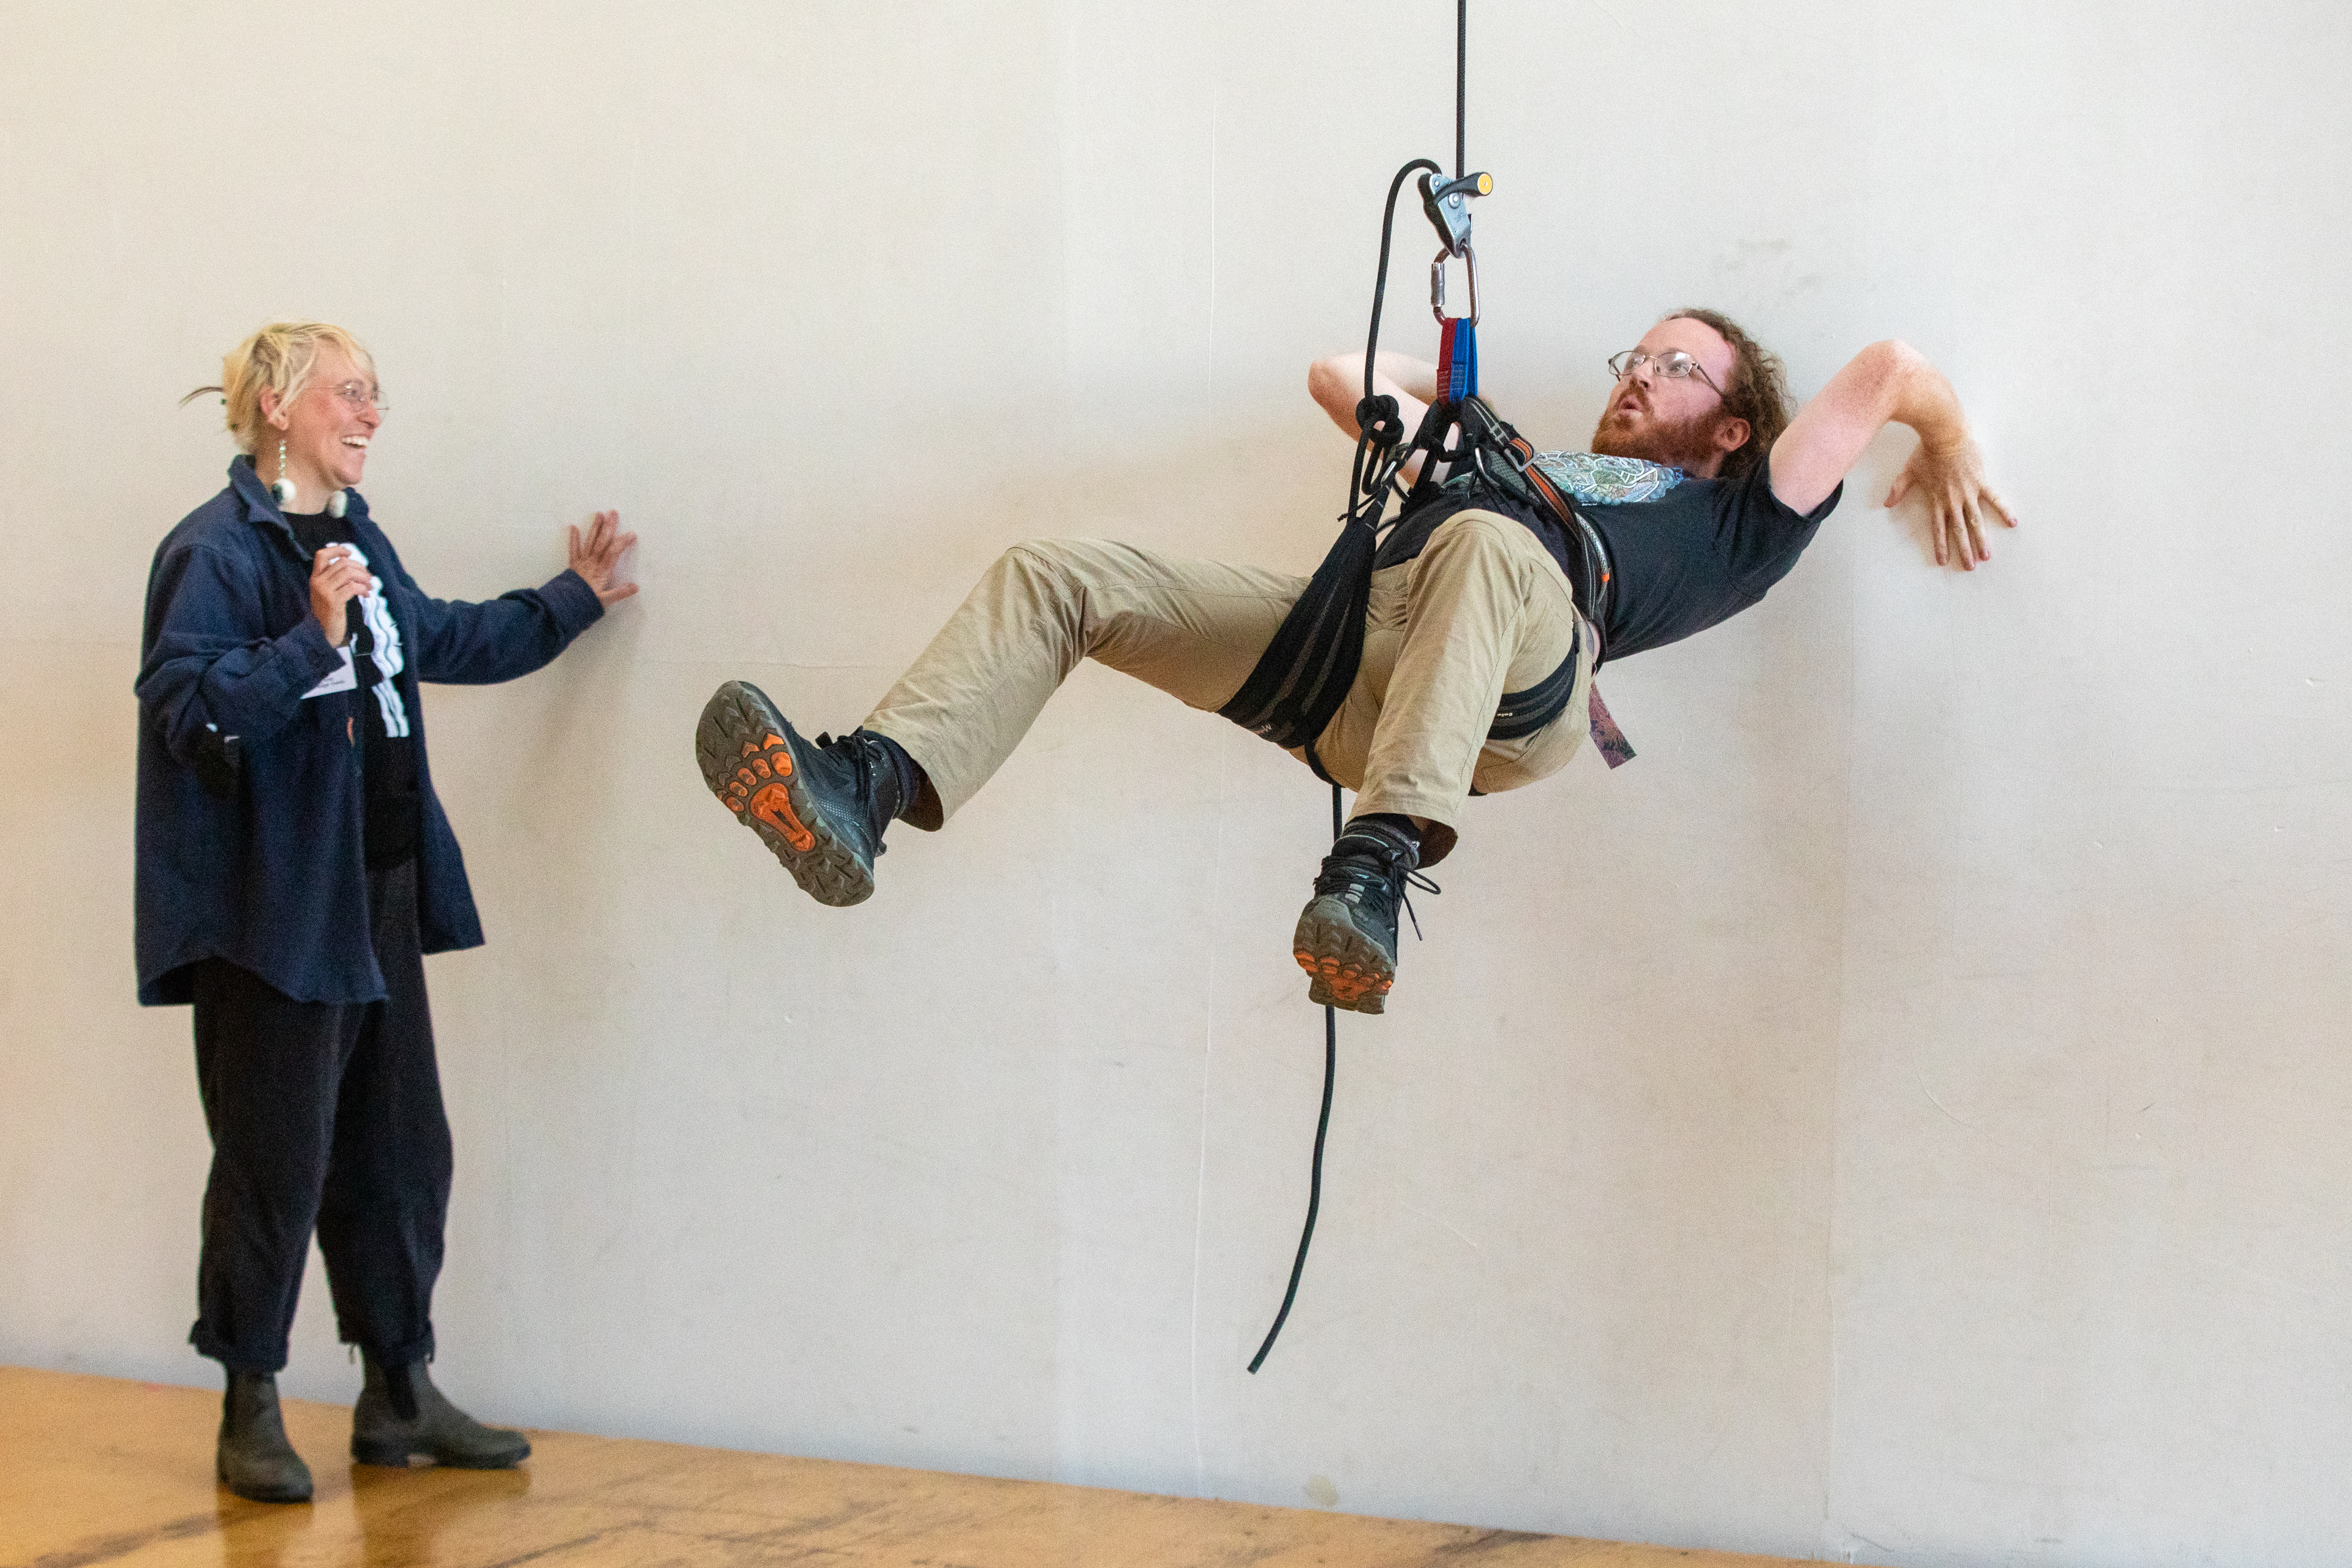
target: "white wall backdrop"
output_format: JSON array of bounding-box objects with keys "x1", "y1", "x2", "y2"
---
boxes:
[{"x1": 4, "y1": 2, "x2": 2348, "y2": 1564}]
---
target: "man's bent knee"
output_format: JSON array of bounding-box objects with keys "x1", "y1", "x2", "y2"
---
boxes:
[{"x1": 998, "y1": 538, "x2": 1088, "y2": 581}]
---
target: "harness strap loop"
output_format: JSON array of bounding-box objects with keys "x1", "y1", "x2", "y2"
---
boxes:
[
  {"x1": 1488, "y1": 620, "x2": 1580, "y2": 741},
  {"x1": 1437, "y1": 315, "x2": 1477, "y2": 402}
]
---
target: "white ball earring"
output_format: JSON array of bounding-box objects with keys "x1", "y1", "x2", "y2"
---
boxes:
[
  {"x1": 326, "y1": 489, "x2": 348, "y2": 519},
  {"x1": 271, "y1": 437, "x2": 298, "y2": 508}
]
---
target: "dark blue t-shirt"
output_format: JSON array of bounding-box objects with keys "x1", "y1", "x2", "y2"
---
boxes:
[
  {"x1": 1585, "y1": 461, "x2": 1840, "y2": 660},
  {"x1": 1376, "y1": 458, "x2": 1841, "y2": 662}
]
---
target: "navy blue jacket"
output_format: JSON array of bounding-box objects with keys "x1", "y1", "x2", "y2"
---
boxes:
[{"x1": 135, "y1": 457, "x2": 605, "y2": 1006}]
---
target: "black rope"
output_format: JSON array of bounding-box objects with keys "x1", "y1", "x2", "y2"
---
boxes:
[
  {"x1": 1455, "y1": 0, "x2": 1467, "y2": 179},
  {"x1": 1245, "y1": 175, "x2": 1430, "y2": 1381},
  {"x1": 1246, "y1": 788, "x2": 1348, "y2": 1377},
  {"x1": 1249, "y1": 1, "x2": 1472, "y2": 1377},
  {"x1": 1349, "y1": 157, "x2": 1441, "y2": 512},
  {"x1": 1246, "y1": 981, "x2": 1338, "y2": 1375}
]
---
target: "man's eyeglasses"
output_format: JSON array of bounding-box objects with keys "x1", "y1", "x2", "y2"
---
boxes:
[
  {"x1": 320, "y1": 380, "x2": 390, "y2": 413},
  {"x1": 1607, "y1": 349, "x2": 1722, "y2": 398}
]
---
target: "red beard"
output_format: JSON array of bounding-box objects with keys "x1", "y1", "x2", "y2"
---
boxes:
[{"x1": 1591, "y1": 407, "x2": 1730, "y2": 473}]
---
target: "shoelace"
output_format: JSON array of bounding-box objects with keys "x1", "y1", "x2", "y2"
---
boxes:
[
  {"x1": 1313, "y1": 839, "x2": 1441, "y2": 941},
  {"x1": 1400, "y1": 866, "x2": 1441, "y2": 941}
]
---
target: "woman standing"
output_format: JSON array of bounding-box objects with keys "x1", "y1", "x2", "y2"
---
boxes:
[{"x1": 136, "y1": 322, "x2": 638, "y2": 1502}]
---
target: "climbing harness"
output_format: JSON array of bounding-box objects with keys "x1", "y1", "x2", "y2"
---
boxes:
[
  {"x1": 1237, "y1": 0, "x2": 1633, "y2": 1373},
  {"x1": 1217, "y1": 129, "x2": 1625, "y2": 766}
]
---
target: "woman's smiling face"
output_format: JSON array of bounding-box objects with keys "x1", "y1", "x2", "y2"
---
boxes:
[{"x1": 265, "y1": 344, "x2": 383, "y2": 499}]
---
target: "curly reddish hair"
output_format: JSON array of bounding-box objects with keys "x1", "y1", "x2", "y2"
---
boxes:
[{"x1": 1665, "y1": 308, "x2": 1791, "y2": 479}]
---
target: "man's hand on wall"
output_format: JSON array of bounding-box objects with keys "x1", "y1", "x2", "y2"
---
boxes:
[
  {"x1": 1885, "y1": 437, "x2": 2018, "y2": 572},
  {"x1": 568, "y1": 510, "x2": 641, "y2": 606}
]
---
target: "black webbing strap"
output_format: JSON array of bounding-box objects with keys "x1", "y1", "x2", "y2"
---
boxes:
[
  {"x1": 1488, "y1": 619, "x2": 1580, "y2": 741},
  {"x1": 1217, "y1": 398, "x2": 1467, "y2": 766},
  {"x1": 1216, "y1": 514, "x2": 1378, "y2": 767}
]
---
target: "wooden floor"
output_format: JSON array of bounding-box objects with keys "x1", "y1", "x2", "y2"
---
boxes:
[{"x1": 1, "y1": 1366, "x2": 1841, "y2": 1567}]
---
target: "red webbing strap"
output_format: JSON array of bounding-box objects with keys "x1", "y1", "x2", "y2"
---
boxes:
[{"x1": 1436, "y1": 315, "x2": 1477, "y2": 402}]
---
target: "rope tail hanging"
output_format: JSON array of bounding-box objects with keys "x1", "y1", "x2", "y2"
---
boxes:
[
  {"x1": 1248, "y1": 0, "x2": 1481, "y2": 1374},
  {"x1": 1246, "y1": 785, "x2": 1345, "y2": 1374}
]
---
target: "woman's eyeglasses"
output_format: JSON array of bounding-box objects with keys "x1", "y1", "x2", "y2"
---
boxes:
[{"x1": 320, "y1": 380, "x2": 390, "y2": 413}]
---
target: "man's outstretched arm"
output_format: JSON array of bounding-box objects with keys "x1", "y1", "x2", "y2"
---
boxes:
[{"x1": 1771, "y1": 340, "x2": 2018, "y2": 570}]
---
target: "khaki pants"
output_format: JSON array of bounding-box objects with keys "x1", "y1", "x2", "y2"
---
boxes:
[{"x1": 862, "y1": 510, "x2": 1591, "y2": 853}]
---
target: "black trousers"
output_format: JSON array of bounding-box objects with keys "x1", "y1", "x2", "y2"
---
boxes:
[{"x1": 189, "y1": 859, "x2": 450, "y2": 1373}]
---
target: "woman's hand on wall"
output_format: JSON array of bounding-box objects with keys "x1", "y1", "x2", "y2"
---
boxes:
[{"x1": 568, "y1": 510, "x2": 641, "y2": 607}]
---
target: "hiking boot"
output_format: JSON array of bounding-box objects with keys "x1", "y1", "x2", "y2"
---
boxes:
[
  {"x1": 217, "y1": 1370, "x2": 313, "y2": 1503},
  {"x1": 696, "y1": 680, "x2": 894, "y2": 907},
  {"x1": 352, "y1": 1359, "x2": 530, "y2": 1469},
  {"x1": 1291, "y1": 819, "x2": 1431, "y2": 1015}
]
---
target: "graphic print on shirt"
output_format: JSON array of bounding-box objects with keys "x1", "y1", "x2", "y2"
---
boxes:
[
  {"x1": 339, "y1": 543, "x2": 411, "y2": 738},
  {"x1": 1528, "y1": 452, "x2": 1685, "y2": 505}
]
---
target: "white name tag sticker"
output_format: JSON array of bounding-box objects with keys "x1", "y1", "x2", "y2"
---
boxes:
[{"x1": 303, "y1": 646, "x2": 358, "y2": 699}]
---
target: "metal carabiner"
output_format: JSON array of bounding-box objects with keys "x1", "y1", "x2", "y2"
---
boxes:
[{"x1": 1430, "y1": 243, "x2": 1480, "y2": 326}]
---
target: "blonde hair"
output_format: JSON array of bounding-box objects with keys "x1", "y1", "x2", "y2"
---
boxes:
[{"x1": 182, "y1": 321, "x2": 377, "y2": 454}]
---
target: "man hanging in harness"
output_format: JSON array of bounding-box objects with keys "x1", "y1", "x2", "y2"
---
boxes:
[{"x1": 693, "y1": 307, "x2": 2015, "y2": 1012}]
